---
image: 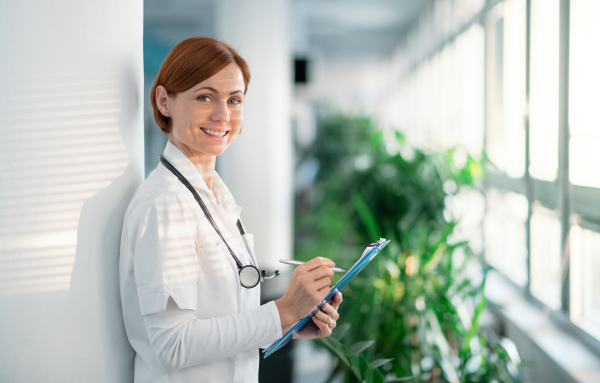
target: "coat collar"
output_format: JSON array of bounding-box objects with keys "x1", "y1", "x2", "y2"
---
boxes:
[{"x1": 162, "y1": 141, "x2": 242, "y2": 218}]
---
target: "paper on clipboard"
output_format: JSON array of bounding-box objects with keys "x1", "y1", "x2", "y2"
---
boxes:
[{"x1": 262, "y1": 238, "x2": 391, "y2": 358}]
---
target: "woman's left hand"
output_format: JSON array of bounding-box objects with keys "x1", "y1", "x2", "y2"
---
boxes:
[{"x1": 294, "y1": 291, "x2": 343, "y2": 340}]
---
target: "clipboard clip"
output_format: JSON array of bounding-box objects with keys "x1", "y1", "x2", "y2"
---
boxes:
[{"x1": 370, "y1": 238, "x2": 387, "y2": 247}]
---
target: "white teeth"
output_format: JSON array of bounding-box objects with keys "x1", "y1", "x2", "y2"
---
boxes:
[{"x1": 202, "y1": 128, "x2": 226, "y2": 137}]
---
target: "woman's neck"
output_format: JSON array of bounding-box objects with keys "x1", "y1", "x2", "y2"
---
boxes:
[{"x1": 169, "y1": 138, "x2": 216, "y2": 191}]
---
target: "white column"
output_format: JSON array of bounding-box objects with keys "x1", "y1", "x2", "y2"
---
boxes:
[
  {"x1": 216, "y1": 0, "x2": 293, "y2": 297},
  {"x1": 0, "y1": 1, "x2": 144, "y2": 382}
]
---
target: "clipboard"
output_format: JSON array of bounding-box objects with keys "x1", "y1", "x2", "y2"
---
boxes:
[{"x1": 262, "y1": 238, "x2": 391, "y2": 358}]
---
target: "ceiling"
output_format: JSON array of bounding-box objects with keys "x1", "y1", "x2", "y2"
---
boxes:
[
  {"x1": 292, "y1": 0, "x2": 427, "y2": 59},
  {"x1": 144, "y1": 0, "x2": 427, "y2": 61}
]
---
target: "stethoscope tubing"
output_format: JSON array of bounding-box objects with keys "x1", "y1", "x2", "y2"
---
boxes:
[{"x1": 159, "y1": 155, "x2": 263, "y2": 289}]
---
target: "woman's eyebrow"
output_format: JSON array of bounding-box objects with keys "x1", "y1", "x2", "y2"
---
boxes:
[
  {"x1": 195, "y1": 86, "x2": 243, "y2": 95},
  {"x1": 195, "y1": 86, "x2": 217, "y2": 93}
]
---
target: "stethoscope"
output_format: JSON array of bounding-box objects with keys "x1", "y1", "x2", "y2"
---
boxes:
[{"x1": 159, "y1": 155, "x2": 280, "y2": 289}]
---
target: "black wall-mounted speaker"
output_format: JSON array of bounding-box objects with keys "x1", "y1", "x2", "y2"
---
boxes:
[{"x1": 294, "y1": 58, "x2": 309, "y2": 84}]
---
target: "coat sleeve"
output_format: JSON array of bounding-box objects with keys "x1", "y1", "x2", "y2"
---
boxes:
[
  {"x1": 129, "y1": 192, "x2": 200, "y2": 315},
  {"x1": 143, "y1": 298, "x2": 282, "y2": 370}
]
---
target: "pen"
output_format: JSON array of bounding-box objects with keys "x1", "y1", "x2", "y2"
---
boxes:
[{"x1": 278, "y1": 259, "x2": 345, "y2": 273}]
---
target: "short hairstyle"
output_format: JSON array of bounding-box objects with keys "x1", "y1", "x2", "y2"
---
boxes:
[{"x1": 150, "y1": 37, "x2": 251, "y2": 133}]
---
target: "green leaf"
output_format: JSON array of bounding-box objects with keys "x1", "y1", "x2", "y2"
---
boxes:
[
  {"x1": 320, "y1": 336, "x2": 386, "y2": 383},
  {"x1": 333, "y1": 323, "x2": 351, "y2": 340},
  {"x1": 370, "y1": 358, "x2": 395, "y2": 368},
  {"x1": 461, "y1": 288, "x2": 487, "y2": 354},
  {"x1": 351, "y1": 192, "x2": 381, "y2": 239},
  {"x1": 423, "y1": 243, "x2": 446, "y2": 272},
  {"x1": 495, "y1": 338, "x2": 522, "y2": 383},
  {"x1": 349, "y1": 340, "x2": 376, "y2": 354}
]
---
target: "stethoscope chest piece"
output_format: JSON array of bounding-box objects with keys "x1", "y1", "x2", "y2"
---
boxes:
[{"x1": 239, "y1": 265, "x2": 260, "y2": 289}]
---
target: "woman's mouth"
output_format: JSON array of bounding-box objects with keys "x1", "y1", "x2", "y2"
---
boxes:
[{"x1": 201, "y1": 128, "x2": 228, "y2": 138}]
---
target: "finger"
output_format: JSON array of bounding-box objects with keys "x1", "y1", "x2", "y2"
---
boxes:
[
  {"x1": 320, "y1": 303, "x2": 333, "y2": 316},
  {"x1": 292, "y1": 267, "x2": 332, "y2": 291},
  {"x1": 317, "y1": 308, "x2": 330, "y2": 322},
  {"x1": 307, "y1": 264, "x2": 335, "y2": 279},
  {"x1": 331, "y1": 291, "x2": 343, "y2": 309},
  {"x1": 292, "y1": 267, "x2": 334, "y2": 290},
  {"x1": 311, "y1": 273, "x2": 334, "y2": 293},
  {"x1": 328, "y1": 320, "x2": 337, "y2": 330},
  {"x1": 315, "y1": 309, "x2": 337, "y2": 331},
  {"x1": 312, "y1": 314, "x2": 332, "y2": 336},
  {"x1": 321, "y1": 303, "x2": 340, "y2": 321},
  {"x1": 303, "y1": 257, "x2": 336, "y2": 272}
]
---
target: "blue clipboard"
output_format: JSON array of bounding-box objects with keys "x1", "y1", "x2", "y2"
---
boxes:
[{"x1": 262, "y1": 238, "x2": 391, "y2": 358}]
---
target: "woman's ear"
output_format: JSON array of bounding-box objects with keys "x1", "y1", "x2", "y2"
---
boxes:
[{"x1": 155, "y1": 85, "x2": 170, "y2": 117}]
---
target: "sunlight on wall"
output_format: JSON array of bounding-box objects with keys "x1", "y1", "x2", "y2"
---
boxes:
[
  {"x1": 0, "y1": 2, "x2": 142, "y2": 382},
  {"x1": 0, "y1": 72, "x2": 128, "y2": 296}
]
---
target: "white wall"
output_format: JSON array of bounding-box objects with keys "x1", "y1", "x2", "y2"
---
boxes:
[
  {"x1": 0, "y1": 1, "x2": 144, "y2": 382},
  {"x1": 216, "y1": 0, "x2": 294, "y2": 297}
]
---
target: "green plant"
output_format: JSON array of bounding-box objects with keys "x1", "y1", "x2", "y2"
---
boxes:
[{"x1": 294, "y1": 114, "x2": 521, "y2": 382}]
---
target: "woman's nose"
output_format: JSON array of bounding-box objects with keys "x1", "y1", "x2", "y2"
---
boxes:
[{"x1": 211, "y1": 101, "x2": 230, "y2": 123}]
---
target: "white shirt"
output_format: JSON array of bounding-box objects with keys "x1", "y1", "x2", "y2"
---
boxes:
[{"x1": 120, "y1": 142, "x2": 282, "y2": 383}]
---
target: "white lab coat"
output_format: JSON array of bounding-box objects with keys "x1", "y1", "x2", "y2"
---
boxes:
[{"x1": 119, "y1": 142, "x2": 282, "y2": 383}]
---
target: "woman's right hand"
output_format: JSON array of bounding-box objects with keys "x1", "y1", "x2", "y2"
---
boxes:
[{"x1": 274, "y1": 257, "x2": 336, "y2": 330}]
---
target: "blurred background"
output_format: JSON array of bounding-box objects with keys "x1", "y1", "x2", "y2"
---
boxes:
[
  {"x1": 1, "y1": 0, "x2": 600, "y2": 382},
  {"x1": 144, "y1": 0, "x2": 600, "y2": 382}
]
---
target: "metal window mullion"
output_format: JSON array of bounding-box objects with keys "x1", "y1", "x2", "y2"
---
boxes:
[
  {"x1": 558, "y1": 0, "x2": 571, "y2": 313},
  {"x1": 524, "y1": 0, "x2": 533, "y2": 296}
]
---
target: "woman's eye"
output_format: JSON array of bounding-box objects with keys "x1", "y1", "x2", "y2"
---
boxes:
[
  {"x1": 197, "y1": 95, "x2": 211, "y2": 102},
  {"x1": 228, "y1": 98, "x2": 242, "y2": 104}
]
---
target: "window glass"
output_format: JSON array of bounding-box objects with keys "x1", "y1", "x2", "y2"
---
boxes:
[
  {"x1": 485, "y1": 0, "x2": 526, "y2": 178},
  {"x1": 401, "y1": 24, "x2": 484, "y2": 155},
  {"x1": 502, "y1": 0, "x2": 527, "y2": 178},
  {"x1": 569, "y1": 0, "x2": 600, "y2": 188},
  {"x1": 529, "y1": 0, "x2": 560, "y2": 181},
  {"x1": 570, "y1": 224, "x2": 600, "y2": 335},
  {"x1": 485, "y1": 9, "x2": 505, "y2": 174},
  {"x1": 446, "y1": 189, "x2": 486, "y2": 254},
  {"x1": 530, "y1": 205, "x2": 562, "y2": 309},
  {"x1": 457, "y1": 25, "x2": 485, "y2": 155},
  {"x1": 484, "y1": 189, "x2": 528, "y2": 285}
]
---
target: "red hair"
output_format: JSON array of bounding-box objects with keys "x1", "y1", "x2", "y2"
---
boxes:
[{"x1": 150, "y1": 37, "x2": 251, "y2": 133}]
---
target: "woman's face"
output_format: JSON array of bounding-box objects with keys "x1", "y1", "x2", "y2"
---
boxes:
[{"x1": 164, "y1": 63, "x2": 245, "y2": 162}]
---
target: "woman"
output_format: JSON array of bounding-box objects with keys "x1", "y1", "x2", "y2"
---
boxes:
[{"x1": 119, "y1": 37, "x2": 343, "y2": 383}]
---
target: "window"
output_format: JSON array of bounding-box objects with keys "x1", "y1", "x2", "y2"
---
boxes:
[
  {"x1": 484, "y1": 0, "x2": 528, "y2": 283},
  {"x1": 528, "y1": 0, "x2": 562, "y2": 307},
  {"x1": 391, "y1": 0, "x2": 600, "y2": 348},
  {"x1": 569, "y1": 0, "x2": 600, "y2": 339}
]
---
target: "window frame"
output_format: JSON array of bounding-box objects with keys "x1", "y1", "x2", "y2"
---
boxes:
[
  {"x1": 395, "y1": 0, "x2": 600, "y2": 359},
  {"x1": 484, "y1": 0, "x2": 600, "y2": 357}
]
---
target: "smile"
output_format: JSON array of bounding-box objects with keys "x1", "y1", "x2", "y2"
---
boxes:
[{"x1": 201, "y1": 128, "x2": 228, "y2": 138}]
